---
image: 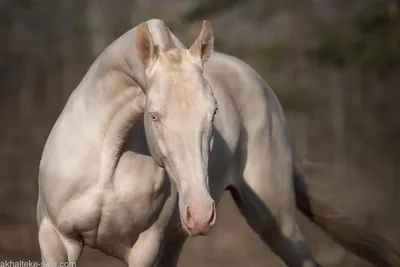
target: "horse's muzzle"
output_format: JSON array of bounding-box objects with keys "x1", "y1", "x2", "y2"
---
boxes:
[{"x1": 182, "y1": 200, "x2": 216, "y2": 236}]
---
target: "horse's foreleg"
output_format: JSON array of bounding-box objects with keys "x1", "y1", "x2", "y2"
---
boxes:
[
  {"x1": 127, "y1": 216, "x2": 186, "y2": 267},
  {"x1": 38, "y1": 218, "x2": 83, "y2": 266},
  {"x1": 155, "y1": 220, "x2": 187, "y2": 267},
  {"x1": 230, "y1": 136, "x2": 321, "y2": 267},
  {"x1": 127, "y1": 227, "x2": 163, "y2": 267}
]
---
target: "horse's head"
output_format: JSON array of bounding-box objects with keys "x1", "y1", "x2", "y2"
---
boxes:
[{"x1": 135, "y1": 21, "x2": 218, "y2": 236}]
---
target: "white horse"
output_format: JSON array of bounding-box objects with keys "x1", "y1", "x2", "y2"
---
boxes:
[{"x1": 37, "y1": 19, "x2": 399, "y2": 267}]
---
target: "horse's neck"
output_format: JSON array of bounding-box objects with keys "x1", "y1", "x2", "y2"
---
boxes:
[
  {"x1": 74, "y1": 30, "x2": 146, "y2": 183},
  {"x1": 82, "y1": 67, "x2": 145, "y2": 183},
  {"x1": 97, "y1": 84, "x2": 144, "y2": 184}
]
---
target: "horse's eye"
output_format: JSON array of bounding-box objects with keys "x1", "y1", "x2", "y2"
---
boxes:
[{"x1": 150, "y1": 113, "x2": 160, "y2": 123}]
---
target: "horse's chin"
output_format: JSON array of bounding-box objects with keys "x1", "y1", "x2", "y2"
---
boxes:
[{"x1": 180, "y1": 220, "x2": 210, "y2": 237}]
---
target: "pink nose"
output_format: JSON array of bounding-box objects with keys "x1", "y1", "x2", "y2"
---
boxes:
[{"x1": 183, "y1": 202, "x2": 216, "y2": 235}]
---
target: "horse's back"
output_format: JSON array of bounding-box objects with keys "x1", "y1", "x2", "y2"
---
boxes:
[{"x1": 205, "y1": 52, "x2": 286, "y2": 136}]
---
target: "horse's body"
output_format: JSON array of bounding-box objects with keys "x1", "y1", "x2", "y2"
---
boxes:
[{"x1": 37, "y1": 19, "x2": 400, "y2": 267}]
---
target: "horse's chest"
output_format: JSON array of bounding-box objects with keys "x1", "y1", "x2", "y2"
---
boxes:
[{"x1": 98, "y1": 152, "x2": 173, "y2": 240}]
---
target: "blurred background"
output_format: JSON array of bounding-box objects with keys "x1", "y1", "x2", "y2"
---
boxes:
[{"x1": 1, "y1": 0, "x2": 399, "y2": 266}]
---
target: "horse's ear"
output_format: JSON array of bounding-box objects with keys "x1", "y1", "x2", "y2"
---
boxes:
[
  {"x1": 136, "y1": 22, "x2": 158, "y2": 69},
  {"x1": 188, "y1": 20, "x2": 214, "y2": 67}
]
